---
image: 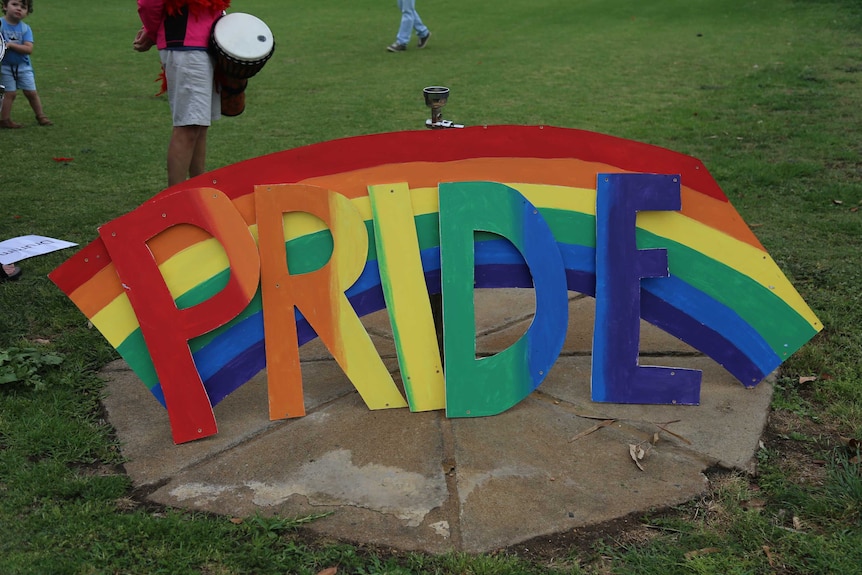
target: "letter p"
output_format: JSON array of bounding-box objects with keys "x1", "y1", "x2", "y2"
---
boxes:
[{"x1": 100, "y1": 188, "x2": 260, "y2": 444}]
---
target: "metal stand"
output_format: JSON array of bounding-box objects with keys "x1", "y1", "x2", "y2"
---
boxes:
[
  {"x1": 422, "y1": 86, "x2": 464, "y2": 358},
  {"x1": 423, "y1": 86, "x2": 464, "y2": 130}
]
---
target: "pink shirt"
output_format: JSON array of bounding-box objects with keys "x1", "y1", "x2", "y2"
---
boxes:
[{"x1": 137, "y1": 0, "x2": 222, "y2": 50}]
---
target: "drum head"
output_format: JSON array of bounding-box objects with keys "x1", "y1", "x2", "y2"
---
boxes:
[{"x1": 213, "y1": 13, "x2": 274, "y2": 62}]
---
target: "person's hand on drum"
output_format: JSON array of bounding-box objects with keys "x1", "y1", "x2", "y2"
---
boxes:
[{"x1": 133, "y1": 27, "x2": 155, "y2": 52}]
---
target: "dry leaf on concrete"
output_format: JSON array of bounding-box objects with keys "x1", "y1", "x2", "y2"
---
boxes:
[{"x1": 628, "y1": 444, "x2": 645, "y2": 471}]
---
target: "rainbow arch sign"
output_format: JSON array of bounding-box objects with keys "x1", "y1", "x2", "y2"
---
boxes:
[{"x1": 49, "y1": 126, "x2": 821, "y2": 444}]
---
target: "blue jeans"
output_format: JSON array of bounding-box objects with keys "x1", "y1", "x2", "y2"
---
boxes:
[
  {"x1": 396, "y1": 0, "x2": 429, "y2": 46},
  {"x1": 0, "y1": 63, "x2": 37, "y2": 91}
]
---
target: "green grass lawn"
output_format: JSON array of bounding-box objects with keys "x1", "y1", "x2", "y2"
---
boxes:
[{"x1": 2, "y1": 0, "x2": 861, "y2": 573}]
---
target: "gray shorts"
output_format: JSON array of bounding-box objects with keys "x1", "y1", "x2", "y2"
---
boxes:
[{"x1": 159, "y1": 49, "x2": 220, "y2": 126}]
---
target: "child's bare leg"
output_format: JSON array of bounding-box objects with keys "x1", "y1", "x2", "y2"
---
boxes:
[
  {"x1": 1, "y1": 90, "x2": 17, "y2": 121},
  {"x1": 167, "y1": 125, "x2": 207, "y2": 186},
  {"x1": 23, "y1": 90, "x2": 52, "y2": 125},
  {"x1": 0, "y1": 91, "x2": 23, "y2": 128}
]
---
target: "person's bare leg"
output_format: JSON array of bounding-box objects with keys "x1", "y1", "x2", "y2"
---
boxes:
[
  {"x1": 0, "y1": 91, "x2": 20, "y2": 126},
  {"x1": 189, "y1": 126, "x2": 209, "y2": 179},
  {"x1": 166, "y1": 125, "x2": 206, "y2": 186},
  {"x1": 23, "y1": 90, "x2": 51, "y2": 124}
]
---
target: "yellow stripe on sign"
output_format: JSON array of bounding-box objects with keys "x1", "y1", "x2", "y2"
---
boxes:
[
  {"x1": 280, "y1": 211, "x2": 327, "y2": 241},
  {"x1": 408, "y1": 184, "x2": 596, "y2": 217},
  {"x1": 404, "y1": 187, "x2": 439, "y2": 216},
  {"x1": 510, "y1": 183, "x2": 597, "y2": 214},
  {"x1": 91, "y1": 293, "x2": 140, "y2": 347},
  {"x1": 160, "y1": 237, "x2": 230, "y2": 299},
  {"x1": 368, "y1": 183, "x2": 445, "y2": 412},
  {"x1": 351, "y1": 196, "x2": 373, "y2": 220},
  {"x1": 639, "y1": 211, "x2": 821, "y2": 329}
]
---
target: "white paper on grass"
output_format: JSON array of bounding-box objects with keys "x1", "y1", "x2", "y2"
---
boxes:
[{"x1": 0, "y1": 235, "x2": 78, "y2": 265}]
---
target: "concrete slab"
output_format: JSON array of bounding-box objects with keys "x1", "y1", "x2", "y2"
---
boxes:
[
  {"x1": 101, "y1": 288, "x2": 773, "y2": 554},
  {"x1": 540, "y1": 356, "x2": 773, "y2": 472},
  {"x1": 477, "y1": 292, "x2": 699, "y2": 356},
  {"x1": 450, "y1": 397, "x2": 711, "y2": 553}
]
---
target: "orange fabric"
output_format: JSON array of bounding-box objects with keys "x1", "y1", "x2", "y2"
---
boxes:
[{"x1": 155, "y1": 67, "x2": 167, "y2": 96}]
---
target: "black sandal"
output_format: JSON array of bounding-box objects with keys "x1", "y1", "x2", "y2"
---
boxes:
[{"x1": 1, "y1": 264, "x2": 22, "y2": 281}]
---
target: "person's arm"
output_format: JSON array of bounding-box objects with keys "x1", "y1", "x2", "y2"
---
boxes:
[
  {"x1": 5, "y1": 24, "x2": 34, "y2": 54},
  {"x1": 5, "y1": 40, "x2": 33, "y2": 55},
  {"x1": 133, "y1": 27, "x2": 155, "y2": 52},
  {"x1": 137, "y1": 0, "x2": 166, "y2": 43}
]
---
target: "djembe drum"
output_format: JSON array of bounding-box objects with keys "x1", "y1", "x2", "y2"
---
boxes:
[{"x1": 210, "y1": 13, "x2": 275, "y2": 117}]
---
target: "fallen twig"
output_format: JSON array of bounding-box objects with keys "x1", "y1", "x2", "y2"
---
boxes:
[
  {"x1": 569, "y1": 419, "x2": 616, "y2": 442},
  {"x1": 653, "y1": 420, "x2": 693, "y2": 445}
]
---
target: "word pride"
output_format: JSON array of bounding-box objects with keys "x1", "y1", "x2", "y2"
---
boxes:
[{"x1": 50, "y1": 126, "x2": 820, "y2": 444}]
